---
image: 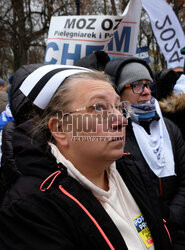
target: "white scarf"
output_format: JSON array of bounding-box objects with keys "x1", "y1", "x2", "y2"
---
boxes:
[
  {"x1": 132, "y1": 100, "x2": 175, "y2": 178},
  {"x1": 49, "y1": 143, "x2": 154, "y2": 249}
]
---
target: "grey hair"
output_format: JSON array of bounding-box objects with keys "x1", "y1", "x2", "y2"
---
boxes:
[{"x1": 33, "y1": 71, "x2": 113, "y2": 141}]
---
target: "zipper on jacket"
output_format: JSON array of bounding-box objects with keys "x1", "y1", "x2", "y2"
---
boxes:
[
  {"x1": 158, "y1": 179, "x2": 172, "y2": 245},
  {"x1": 163, "y1": 219, "x2": 172, "y2": 245},
  {"x1": 59, "y1": 185, "x2": 115, "y2": 250},
  {"x1": 40, "y1": 168, "x2": 115, "y2": 250},
  {"x1": 158, "y1": 178, "x2": 163, "y2": 197}
]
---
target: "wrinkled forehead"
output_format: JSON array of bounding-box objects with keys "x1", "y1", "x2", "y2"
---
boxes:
[{"x1": 73, "y1": 79, "x2": 119, "y2": 104}]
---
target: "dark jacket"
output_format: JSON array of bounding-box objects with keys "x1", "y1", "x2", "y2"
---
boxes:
[
  {"x1": 0, "y1": 64, "x2": 43, "y2": 201},
  {"x1": 0, "y1": 121, "x2": 21, "y2": 201},
  {"x1": 0, "y1": 120, "x2": 172, "y2": 250},
  {"x1": 120, "y1": 117, "x2": 185, "y2": 249}
]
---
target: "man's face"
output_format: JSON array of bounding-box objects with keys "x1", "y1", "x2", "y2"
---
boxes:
[
  {"x1": 120, "y1": 80, "x2": 152, "y2": 104},
  {"x1": 64, "y1": 79, "x2": 128, "y2": 162}
]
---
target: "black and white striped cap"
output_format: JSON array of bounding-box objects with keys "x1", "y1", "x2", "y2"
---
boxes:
[{"x1": 19, "y1": 64, "x2": 92, "y2": 109}]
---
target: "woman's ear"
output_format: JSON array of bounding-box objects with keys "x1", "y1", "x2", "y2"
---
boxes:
[{"x1": 48, "y1": 117, "x2": 69, "y2": 147}]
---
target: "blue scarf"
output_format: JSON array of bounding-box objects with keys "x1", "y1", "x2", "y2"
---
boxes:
[{"x1": 130, "y1": 97, "x2": 156, "y2": 123}]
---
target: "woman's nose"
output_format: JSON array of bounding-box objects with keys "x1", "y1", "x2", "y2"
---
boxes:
[{"x1": 142, "y1": 85, "x2": 151, "y2": 95}]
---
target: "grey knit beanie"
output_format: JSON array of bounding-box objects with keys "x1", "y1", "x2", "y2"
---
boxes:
[{"x1": 117, "y1": 62, "x2": 153, "y2": 93}]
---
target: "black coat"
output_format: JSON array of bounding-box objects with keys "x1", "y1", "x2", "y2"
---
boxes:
[
  {"x1": 120, "y1": 117, "x2": 185, "y2": 249},
  {"x1": 0, "y1": 64, "x2": 44, "y2": 201},
  {"x1": 0, "y1": 120, "x2": 172, "y2": 250},
  {"x1": 0, "y1": 121, "x2": 21, "y2": 203}
]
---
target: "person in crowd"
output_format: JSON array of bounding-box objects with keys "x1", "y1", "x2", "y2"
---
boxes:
[
  {"x1": 105, "y1": 57, "x2": 185, "y2": 249},
  {"x1": 0, "y1": 83, "x2": 13, "y2": 168},
  {"x1": 0, "y1": 65, "x2": 42, "y2": 201},
  {"x1": 153, "y1": 69, "x2": 185, "y2": 140},
  {"x1": 0, "y1": 103, "x2": 14, "y2": 166},
  {"x1": 0, "y1": 64, "x2": 172, "y2": 249},
  {"x1": 0, "y1": 104, "x2": 14, "y2": 131},
  {"x1": 74, "y1": 50, "x2": 110, "y2": 71}
]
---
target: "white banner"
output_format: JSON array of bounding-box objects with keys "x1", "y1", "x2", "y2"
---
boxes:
[
  {"x1": 142, "y1": 0, "x2": 185, "y2": 69},
  {"x1": 44, "y1": 0, "x2": 141, "y2": 65},
  {"x1": 105, "y1": 0, "x2": 141, "y2": 59}
]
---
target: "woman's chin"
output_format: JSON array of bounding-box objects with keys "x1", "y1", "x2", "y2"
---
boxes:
[{"x1": 106, "y1": 149, "x2": 124, "y2": 162}]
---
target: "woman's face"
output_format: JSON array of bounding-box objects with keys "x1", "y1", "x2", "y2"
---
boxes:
[
  {"x1": 120, "y1": 80, "x2": 152, "y2": 104},
  {"x1": 62, "y1": 79, "x2": 127, "y2": 163}
]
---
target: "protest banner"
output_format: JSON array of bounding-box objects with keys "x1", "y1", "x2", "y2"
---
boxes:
[
  {"x1": 136, "y1": 46, "x2": 150, "y2": 64},
  {"x1": 142, "y1": 0, "x2": 185, "y2": 69},
  {"x1": 44, "y1": 0, "x2": 141, "y2": 65},
  {"x1": 104, "y1": 0, "x2": 141, "y2": 59}
]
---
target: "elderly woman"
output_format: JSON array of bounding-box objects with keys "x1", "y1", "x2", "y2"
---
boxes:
[{"x1": 0, "y1": 65, "x2": 171, "y2": 249}]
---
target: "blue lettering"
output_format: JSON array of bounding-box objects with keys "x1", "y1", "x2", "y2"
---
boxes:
[
  {"x1": 134, "y1": 215, "x2": 145, "y2": 227},
  {"x1": 107, "y1": 38, "x2": 113, "y2": 51},
  {"x1": 44, "y1": 42, "x2": 59, "y2": 64},
  {"x1": 61, "y1": 44, "x2": 81, "y2": 65},
  {"x1": 108, "y1": 26, "x2": 131, "y2": 53}
]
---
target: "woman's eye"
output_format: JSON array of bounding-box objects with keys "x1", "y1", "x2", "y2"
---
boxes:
[
  {"x1": 95, "y1": 103, "x2": 106, "y2": 111},
  {"x1": 116, "y1": 105, "x2": 122, "y2": 112},
  {"x1": 133, "y1": 83, "x2": 141, "y2": 88}
]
